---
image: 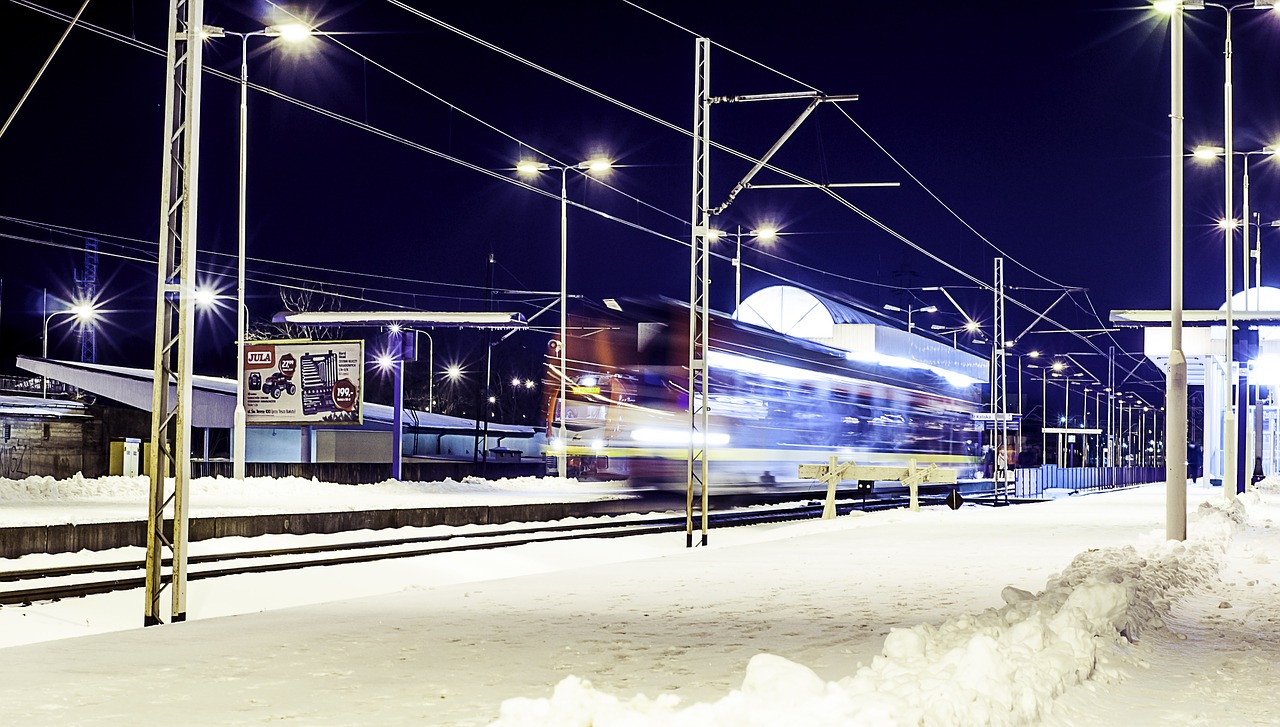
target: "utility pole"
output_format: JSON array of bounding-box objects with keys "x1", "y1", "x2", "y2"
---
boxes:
[
  {"x1": 992, "y1": 258, "x2": 1009, "y2": 503},
  {"x1": 144, "y1": 0, "x2": 206, "y2": 625}
]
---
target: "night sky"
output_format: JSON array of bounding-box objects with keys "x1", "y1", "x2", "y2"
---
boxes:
[{"x1": 3, "y1": 0, "x2": 1277, "y2": 417}]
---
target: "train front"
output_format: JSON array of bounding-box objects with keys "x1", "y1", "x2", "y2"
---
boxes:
[{"x1": 541, "y1": 298, "x2": 986, "y2": 496}]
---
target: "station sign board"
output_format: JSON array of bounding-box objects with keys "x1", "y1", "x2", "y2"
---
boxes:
[{"x1": 243, "y1": 339, "x2": 364, "y2": 425}]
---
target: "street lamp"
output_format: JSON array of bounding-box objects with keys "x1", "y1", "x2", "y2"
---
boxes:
[
  {"x1": 420, "y1": 330, "x2": 434, "y2": 412},
  {"x1": 883, "y1": 302, "x2": 937, "y2": 332},
  {"x1": 516, "y1": 156, "x2": 613, "y2": 477},
  {"x1": 930, "y1": 319, "x2": 981, "y2": 348},
  {"x1": 1194, "y1": 145, "x2": 1277, "y2": 310},
  {"x1": 204, "y1": 22, "x2": 316, "y2": 479},
  {"x1": 1194, "y1": 0, "x2": 1280, "y2": 497},
  {"x1": 42, "y1": 302, "x2": 98, "y2": 398},
  {"x1": 708, "y1": 225, "x2": 777, "y2": 313}
]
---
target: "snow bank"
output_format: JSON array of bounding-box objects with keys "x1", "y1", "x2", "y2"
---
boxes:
[
  {"x1": 0, "y1": 473, "x2": 595, "y2": 505},
  {"x1": 492, "y1": 496, "x2": 1244, "y2": 727}
]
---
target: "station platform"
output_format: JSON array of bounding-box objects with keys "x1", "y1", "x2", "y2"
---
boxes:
[{"x1": 0, "y1": 499, "x2": 629, "y2": 560}]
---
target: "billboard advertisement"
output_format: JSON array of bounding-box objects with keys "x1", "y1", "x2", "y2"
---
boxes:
[{"x1": 243, "y1": 340, "x2": 364, "y2": 425}]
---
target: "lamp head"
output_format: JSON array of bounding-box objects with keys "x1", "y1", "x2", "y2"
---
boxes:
[
  {"x1": 578, "y1": 158, "x2": 613, "y2": 172},
  {"x1": 751, "y1": 226, "x2": 778, "y2": 242},
  {"x1": 1192, "y1": 145, "x2": 1224, "y2": 161},
  {"x1": 265, "y1": 23, "x2": 313, "y2": 42},
  {"x1": 193, "y1": 285, "x2": 218, "y2": 310},
  {"x1": 516, "y1": 160, "x2": 551, "y2": 174},
  {"x1": 69, "y1": 303, "x2": 98, "y2": 322}
]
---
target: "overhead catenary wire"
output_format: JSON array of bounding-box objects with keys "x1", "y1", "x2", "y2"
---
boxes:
[
  {"x1": 0, "y1": 0, "x2": 91, "y2": 142},
  {"x1": 10, "y1": 0, "x2": 1152, "y2": 388},
  {"x1": 382, "y1": 1, "x2": 1127, "y2": 364}
]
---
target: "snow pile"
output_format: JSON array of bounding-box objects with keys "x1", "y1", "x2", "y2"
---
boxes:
[
  {"x1": 0, "y1": 473, "x2": 592, "y2": 505},
  {"x1": 492, "y1": 497, "x2": 1244, "y2": 727}
]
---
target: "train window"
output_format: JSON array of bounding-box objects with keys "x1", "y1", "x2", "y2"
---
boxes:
[{"x1": 3, "y1": 423, "x2": 8, "y2": 441}]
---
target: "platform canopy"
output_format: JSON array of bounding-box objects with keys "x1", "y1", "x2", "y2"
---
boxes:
[
  {"x1": 735, "y1": 285, "x2": 988, "y2": 385},
  {"x1": 734, "y1": 285, "x2": 883, "y2": 338},
  {"x1": 271, "y1": 311, "x2": 527, "y2": 328},
  {"x1": 1110, "y1": 286, "x2": 1280, "y2": 385},
  {"x1": 14, "y1": 356, "x2": 532, "y2": 434}
]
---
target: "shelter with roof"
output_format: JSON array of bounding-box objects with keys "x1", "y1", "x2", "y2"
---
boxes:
[{"x1": 1111, "y1": 285, "x2": 1280, "y2": 485}]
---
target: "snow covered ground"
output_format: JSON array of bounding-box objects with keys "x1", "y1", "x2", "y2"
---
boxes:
[
  {"x1": 0, "y1": 473, "x2": 628, "y2": 526},
  {"x1": 0, "y1": 474, "x2": 1277, "y2": 725}
]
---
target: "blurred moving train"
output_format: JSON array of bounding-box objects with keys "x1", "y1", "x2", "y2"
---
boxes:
[{"x1": 543, "y1": 290, "x2": 989, "y2": 492}]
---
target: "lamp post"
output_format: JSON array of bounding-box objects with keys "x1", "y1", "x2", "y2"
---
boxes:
[
  {"x1": 1195, "y1": 0, "x2": 1280, "y2": 498},
  {"x1": 883, "y1": 302, "x2": 937, "y2": 332},
  {"x1": 208, "y1": 22, "x2": 316, "y2": 480},
  {"x1": 708, "y1": 225, "x2": 777, "y2": 313},
  {"x1": 420, "y1": 330, "x2": 434, "y2": 412},
  {"x1": 42, "y1": 303, "x2": 98, "y2": 398},
  {"x1": 931, "y1": 320, "x2": 982, "y2": 348},
  {"x1": 1195, "y1": 146, "x2": 1277, "y2": 309},
  {"x1": 516, "y1": 157, "x2": 612, "y2": 477}
]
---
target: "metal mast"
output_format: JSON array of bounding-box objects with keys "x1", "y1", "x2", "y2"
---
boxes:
[
  {"x1": 686, "y1": 37, "x2": 711, "y2": 548},
  {"x1": 75, "y1": 238, "x2": 98, "y2": 363},
  {"x1": 992, "y1": 258, "x2": 1009, "y2": 502},
  {"x1": 144, "y1": 0, "x2": 205, "y2": 626}
]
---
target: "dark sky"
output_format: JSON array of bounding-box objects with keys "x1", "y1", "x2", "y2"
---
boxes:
[{"x1": 2, "y1": 0, "x2": 1277, "y2": 408}]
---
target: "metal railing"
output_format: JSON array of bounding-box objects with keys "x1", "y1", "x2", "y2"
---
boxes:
[
  {"x1": 1013, "y1": 465, "x2": 1164, "y2": 499},
  {"x1": 0, "y1": 375, "x2": 78, "y2": 397}
]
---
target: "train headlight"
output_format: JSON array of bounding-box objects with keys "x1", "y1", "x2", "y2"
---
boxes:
[{"x1": 591, "y1": 438, "x2": 604, "y2": 451}]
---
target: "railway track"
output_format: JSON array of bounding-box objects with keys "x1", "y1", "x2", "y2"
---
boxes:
[{"x1": 0, "y1": 493, "x2": 969, "y2": 607}]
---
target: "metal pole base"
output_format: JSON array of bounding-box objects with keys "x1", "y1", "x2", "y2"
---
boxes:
[
  {"x1": 686, "y1": 532, "x2": 693, "y2": 548},
  {"x1": 144, "y1": 615, "x2": 162, "y2": 627}
]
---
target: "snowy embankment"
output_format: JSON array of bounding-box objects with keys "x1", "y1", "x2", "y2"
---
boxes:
[
  {"x1": 492, "y1": 493, "x2": 1247, "y2": 727},
  {"x1": 0, "y1": 472, "x2": 616, "y2": 526}
]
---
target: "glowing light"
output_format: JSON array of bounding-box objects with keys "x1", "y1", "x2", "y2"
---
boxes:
[
  {"x1": 752, "y1": 226, "x2": 778, "y2": 242},
  {"x1": 964, "y1": 320, "x2": 980, "y2": 332},
  {"x1": 512, "y1": 377, "x2": 522, "y2": 387},
  {"x1": 193, "y1": 286, "x2": 218, "y2": 309},
  {"x1": 1218, "y1": 218, "x2": 1239, "y2": 231},
  {"x1": 69, "y1": 303, "x2": 97, "y2": 322},
  {"x1": 550, "y1": 438, "x2": 565, "y2": 451},
  {"x1": 1051, "y1": 361, "x2": 1065, "y2": 372},
  {"x1": 445, "y1": 365, "x2": 463, "y2": 380},
  {"x1": 706, "y1": 229, "x2": 725, "y2": 241},
  {"x1": 582, "y1": 158, "x2": 612, "y2": 172},
  {"x1": 375, "y1": 354, "x2": 395, "y2": 370},
  {"x1": 516, "y1": 159, "x2": 549, "y2": 173},
  {"x1": 1029, "y1": 350, "x2": 1040, "y2": 358},
  {"x1": 267, "y1": 23, "x2": 313, "y2": 42},
  {"x1": 387, "y1": 323, "x2": 402, "y2": 334},
  {"x1": 525, "y1": 380, "x2": 536, "y2": 389},
  {"x1": 1193, "y1": 145, "x2": 1224, "y2": 160},
  {"x1": 591, "y1": 439, "x2": 604, "y2": 450}
]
